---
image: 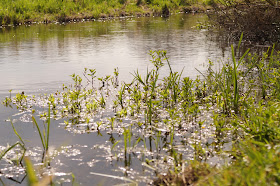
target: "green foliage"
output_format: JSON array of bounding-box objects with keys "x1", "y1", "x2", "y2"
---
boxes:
[
  {"x1": 202, "y1": 140, "x2": 280, "y2": 185},
  {"x1": 24, "y1": 157, "x2": 53, "y2": 186},
  {"x1": 0, "y1": 142, "x2": 26, "y2": 165},
  {"x1": 0, "y1": 121, "x2": 26, "y2": 168},
  {"x1": 0, "y1": 0, "x2": 209, "y2": 25},
  {"x1": 24, "y1": 157, "x2": 39, "y2": 185},
  {"x1": 119, "y1": 0, "x2": 127, "y2": 4},
  {"x1": 32, "y1": 104, "x2": 51, "y2": 152},
  {"x1": 4, "y1": 45, "x2": 280, "y2": 185}
]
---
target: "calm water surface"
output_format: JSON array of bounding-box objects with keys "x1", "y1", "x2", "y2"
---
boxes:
[
  {"x1": 0, "y1": 14, "x2": 231, "y2": 185},
  {"x1": 0, "y1": 14, "x2": 229, "y2": 94}
]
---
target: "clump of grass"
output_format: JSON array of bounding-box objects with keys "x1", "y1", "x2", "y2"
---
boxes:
[
  {"x1": 154, "y1": 161, "x2": 212, "y2": 185},
  {"x1": 200, "y1": 139, "x2": 280, "y2": 185},
  {"x1": 156, "y1": 43, "x2": 280, "y2": 185}
]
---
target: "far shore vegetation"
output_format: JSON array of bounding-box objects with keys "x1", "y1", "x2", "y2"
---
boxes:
[{"x1": 0, "y1": 0, "x2": 214, "y2": 26}]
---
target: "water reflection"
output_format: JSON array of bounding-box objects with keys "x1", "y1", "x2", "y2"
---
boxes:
[{"x1": 0, "y1": 14, "x2": 230, "y2": 94}]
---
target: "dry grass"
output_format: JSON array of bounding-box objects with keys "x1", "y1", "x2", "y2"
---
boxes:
[
  {"x1": 154, "y1": 162, "x2": 212, "y2": 185},
  {"x1": 208, "y1": 0, "x2": 280, "y2": 42}
]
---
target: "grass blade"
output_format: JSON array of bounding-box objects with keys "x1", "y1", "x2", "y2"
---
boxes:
[
  {"x1": 237, "y1": 32, "x2": 243, "y2": 54},
  {"x1": 10, "y1": 120, "x2": 25, "y2": 145},
  {"x1": 232, "y1": 45, "x2": 239, "y2": 113},
  {"x1": 46, "y1": 104, "x2": 51, "y2": 151},
  {"x1": 0, "y1": 143, "x2": 19, "y2": 160},
  {"x1": 24, "y1": 157, "x2": 38, "y2": 185},
  {"x1": 32, "y1": 116, "x2": 46, "y2": 150}
]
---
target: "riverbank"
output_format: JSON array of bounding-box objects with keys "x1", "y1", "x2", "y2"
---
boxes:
[
  {"x1": 208, "y1": 0, "x2": 280, "y2": 42},
  {"x1": 153, "y1": 41, "x2": 280, "y2": 185},
  {"x1": 0, "y1": 0, "x2": 212, "y2": 26}
]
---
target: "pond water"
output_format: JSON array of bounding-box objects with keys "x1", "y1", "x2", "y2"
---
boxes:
[
  {"x1": 0, "y1": 14, "x2": 229, "y2": 94},
  {"x1": 0, "y1": 14, "x2": 232, "y2": 185}
]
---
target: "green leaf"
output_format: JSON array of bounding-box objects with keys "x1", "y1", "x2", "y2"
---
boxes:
[{"x1": 24, "y1": 157, "x2": 38, "y2": 185}]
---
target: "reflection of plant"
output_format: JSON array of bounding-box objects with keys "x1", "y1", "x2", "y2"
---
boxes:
[
  {"x1": 0, "y1": 120, "x2": 26, "y2": 166},
  {"x1": 0, "y1": 142, "x2": 26, "y2": 166}
]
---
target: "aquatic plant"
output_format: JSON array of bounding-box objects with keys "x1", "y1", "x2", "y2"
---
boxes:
[
  {"x1": 3, "y1": 46, "x2": 280, "y2": 185},
  {"x1": 2, "y1": 89, "x2": 13, "y2": 107},
  {"x1": 0, "y1": 121, "x2": 26, "y2": 166},
  {"x1": 231, "y1": 33, "x2": 250, "y2": 113},
  {"x1": 31, "y1": 105, "x2": 52, "y2": 160},
  {"x1": 0, "y1": 142, "x2": 26, "y2": 166}
]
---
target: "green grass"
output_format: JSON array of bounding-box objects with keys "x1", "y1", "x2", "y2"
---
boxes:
[
  {"x1": 3, "y1": 44, "x2": 280, "y2": 185},
  {"x1": 31, "y1": 104, "x2": 51, "y2": 152},
  {"x1": 24, "y1": 157, "x2": 53, "y2": 186},
  {"x1": 0, "y1": 0, "x2": 211, "y2": 26},
  {"x1": 156, "y1": 43, "x2": 280, "y2": 184}
]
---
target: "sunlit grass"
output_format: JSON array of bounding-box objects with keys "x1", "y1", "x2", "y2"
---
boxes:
[
  {"x1": 0, "y1": 0, "x2": 211, "y2": 26},
  {"x1": 2, "y1": 45, "x2": 280, "y2": 185}
]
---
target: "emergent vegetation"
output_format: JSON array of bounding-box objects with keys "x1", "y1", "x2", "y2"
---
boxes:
[{"x1": 2, "y1": 42, "x2": 280, "y2": 184}]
